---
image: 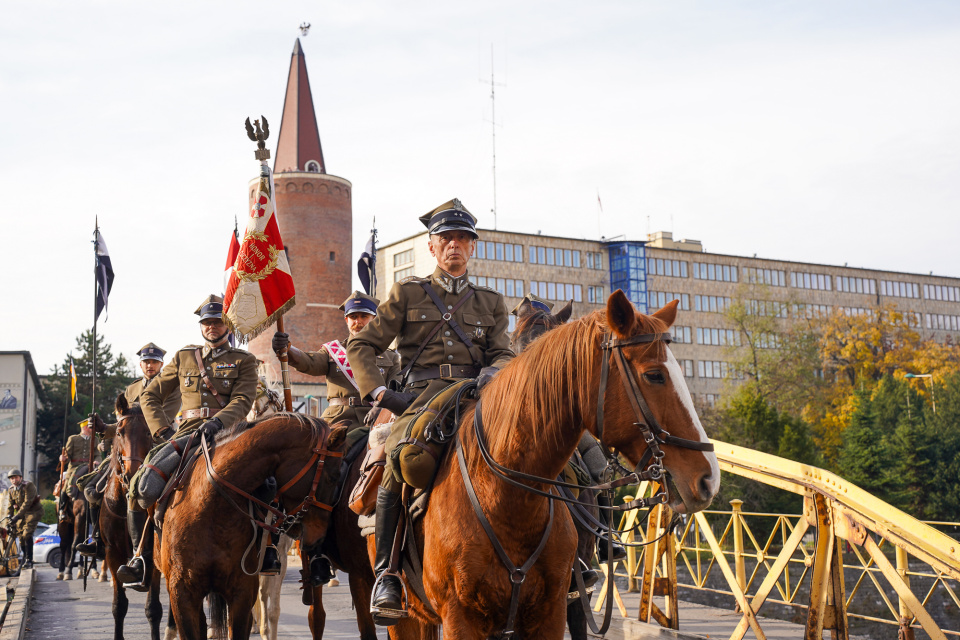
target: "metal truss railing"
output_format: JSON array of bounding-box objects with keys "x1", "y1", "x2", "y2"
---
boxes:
[{"x1": 592, "y1": 440, "x2": 960, "y2": 640}]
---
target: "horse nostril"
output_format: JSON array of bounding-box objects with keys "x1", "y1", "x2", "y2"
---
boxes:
[{"x1": 699, "y1": 475, "x2": 716, "y2": 500}]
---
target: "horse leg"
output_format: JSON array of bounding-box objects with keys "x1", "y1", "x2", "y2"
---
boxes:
[
  {"x1": 146, "y1": 565, "x2": 164, "y2": 640},
  {"x1": 170, "y1": 584, "x2": 206, "y2": 640},
  {"x1": 226, "y1": 588, "x2": 257, "y2": 640},
  {"x1": 260, "y1": 536, "x2": 290, "y2": 640},
  {"x1": 347, "y1": 568, "x2": 378, "y2": 640},
  {"x1": 567, "y1": 600, "x2": 587, "y2": 640},
  {"x1": 164, "y1": 601, "x2": 177, "y2": 640},
  {"x1": 307, "y1": 585, "x2": 326, "y2": 640},
  {"x1": 112, "y1": 575, "x2": 129, "y2": 640}
]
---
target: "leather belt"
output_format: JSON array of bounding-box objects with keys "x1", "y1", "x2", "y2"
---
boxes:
[
  {"x1": 407, "y1": 364, "x2": 481, "y2": 384},
  {"x1": 182, "y1": 408, "x2": 219, "y2": 419},
  {"x1": 328, "y1": 397, "x2": 370, "y2": 407}
]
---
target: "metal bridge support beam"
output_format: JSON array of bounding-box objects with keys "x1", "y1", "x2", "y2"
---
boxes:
[
  {"x1": 896, "y1": 546, "x2": 916, "y2": 640},
  {"x1": 805, "y1": 492, "x2": 850, "y2": 640}
]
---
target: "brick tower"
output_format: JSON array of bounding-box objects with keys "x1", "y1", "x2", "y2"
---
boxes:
[{"x1": 246, "y1": 38, "x2": 352, "y2": 397}]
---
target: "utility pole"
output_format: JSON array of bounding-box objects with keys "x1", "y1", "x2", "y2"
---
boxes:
[{"x1": 483, "y1": 44, "x2": 505, "y2": 230}]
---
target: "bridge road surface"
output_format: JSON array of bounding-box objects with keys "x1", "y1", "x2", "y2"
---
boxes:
[{"x1": 22, "y1": 558, "x2": 822, "y2": 640}]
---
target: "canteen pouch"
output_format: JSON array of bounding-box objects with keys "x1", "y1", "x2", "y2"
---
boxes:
[
  {"x1": 348, "y1": 443, "x2": 386, "y2": 516},
  {"x1": 135, "y1": 433, "x2": 194, "y2": 509},
  {"x1": 395, "y1": 379, "x2": 474, "y2": 490}
]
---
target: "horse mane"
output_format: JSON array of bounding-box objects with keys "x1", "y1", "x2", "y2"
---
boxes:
[
  {"x1": 482, "y1": 307, "x2": 670, "y2": 456},
  {"x1": 214, "y1": 412, "x2": 330, "y2": 447}
]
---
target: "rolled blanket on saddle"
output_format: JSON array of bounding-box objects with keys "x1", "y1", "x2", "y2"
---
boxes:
[{"x1": 130, "y1": 433, "x2": 199, "y2": 510}]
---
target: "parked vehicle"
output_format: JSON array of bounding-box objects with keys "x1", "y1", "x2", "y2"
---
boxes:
[{"x1": 34, "y1": 523, "x2": 62, "y2": 569}]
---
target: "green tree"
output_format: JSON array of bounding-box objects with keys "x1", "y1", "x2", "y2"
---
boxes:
[
  {"x1": 36, "y1": 330, "x2": 135, "y2": 492},
  {"x1": 923, "y1": 374, "x2": 960, "y2": 521},
  {"x1": 836, "y1": 389, "x2": 891, "y2": 499}
]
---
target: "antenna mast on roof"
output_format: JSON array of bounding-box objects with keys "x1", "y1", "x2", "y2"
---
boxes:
[
  {"x1": 483, "y1": 44, "x2": 505, "y2": 230},
  {"x1": 299, "y1": 22, "x2": 311, "y2": 36}
]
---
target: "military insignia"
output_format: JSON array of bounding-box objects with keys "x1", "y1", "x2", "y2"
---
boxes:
[
  {"x1": 453, "y1": 198, "x2": 464, "y2": 211},
  {"x1": 223, "y1": 380, "x2": 232, "y2": 388},
  {"x1": 215, "y1": 363, "x2": 237, "y2": 369},
  {"x1": 474, "y1": 327, "x2": 485, "y2": 339}
]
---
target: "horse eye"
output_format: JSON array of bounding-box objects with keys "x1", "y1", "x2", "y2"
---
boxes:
[{"x1": 643, "y1": 370, "x2": 666, "y2": 385}]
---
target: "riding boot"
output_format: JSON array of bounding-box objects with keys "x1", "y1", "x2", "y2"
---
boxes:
[
  {"x1": 116, "y1": 510, "x2": 148, "y2": 586},
  {"x1": 596, "y1": 493, "x2": 627, "y2": 562},
  {"x1": 76, "y1": 504, "x2": 103, "y2": 558},
  {"x1": 569, "y1": 557, "x2": 600, "y2": 595},
  {"x1": 260, "y1": 531, "x2": 282, "y2": 576},
  {"x1": 370, "y1": 487, "x2": 405, "y2": 625},
  {"x1": 22, "y1": 537, "x2": 34, "y2": 569}
]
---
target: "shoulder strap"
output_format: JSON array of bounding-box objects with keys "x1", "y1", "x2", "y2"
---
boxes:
[
  {"x1": 399, "y1": 285, "x2": 478, "y2": 386},
  {"x1": 323, "y1": 340, "x2": 360, "y2": 391},
  {"x1": 194, "y1": 348, "x2": 228, "y2": 409},
  {"x1": 418, "y1": 282, "x2": 483, "y2": 366}
]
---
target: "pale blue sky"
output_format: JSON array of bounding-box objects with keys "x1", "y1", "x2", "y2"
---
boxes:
[{"x1": 3, "y1": 1, "x2": 959, "y2": 373}]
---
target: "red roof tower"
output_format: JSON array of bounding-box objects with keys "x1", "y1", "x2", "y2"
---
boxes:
[{"x1": 274, "y1": 39, "x2": 326, "y2": 174}]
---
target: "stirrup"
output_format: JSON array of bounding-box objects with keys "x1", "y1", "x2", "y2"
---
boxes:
[
  {"x1": 370, "y1": 572, "x2": 408, "y2": 625},
  {"x1": 77, "y1": 537, "x2": 101, "y2": 558},
  {"x1": 116, "y1": 556, "x2": 145, "y2": 585}
]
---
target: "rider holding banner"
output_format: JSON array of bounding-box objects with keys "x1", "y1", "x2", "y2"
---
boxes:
[{"x1": 346, "y1": 199, "x2": 514, "y2": 624}]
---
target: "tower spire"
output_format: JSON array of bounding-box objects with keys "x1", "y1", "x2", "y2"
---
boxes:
[{"x1": 274, "y1": 38, "x2": 326, "y2": 174}]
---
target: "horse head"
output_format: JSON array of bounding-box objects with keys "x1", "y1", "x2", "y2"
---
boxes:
[
  {"x1": 248, "y1": 379, "x2": 284, "y2": 421},
  {"x1": 510, "y1": 299, "x2": 574, "y2": 353},
  {"x1": 113, "y1": 393, "x2": 153, "y2": 488},
  {"x1": 598, "y1": 291, "x2": 720, "y2": 513}
]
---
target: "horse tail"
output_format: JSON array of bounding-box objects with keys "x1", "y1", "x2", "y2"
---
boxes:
[{"x1": 208, "y1": 592, "x2": 228, "y2": 640}]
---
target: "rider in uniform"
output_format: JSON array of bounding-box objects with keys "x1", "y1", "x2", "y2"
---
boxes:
[
  {"x1": 115, "y1": 295, "x2": 260, "y2": 586},
  {"x1": 346, "y1": 199, "x2": 514, "y2": 624},
  {"x1": 5, "y1": 469, "x2": 44, "y2": 569},
  {"x1": 272, "y1": 290, "x2": 401, "y2": 585},
  {"x1": 58, "y1": 419, "x2": 101, "y2": 518},
  {"x1": 79, "y1": 343, "x2": 181, "y2": 557}
]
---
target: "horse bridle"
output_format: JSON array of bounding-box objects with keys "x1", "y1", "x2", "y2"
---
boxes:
[{"x1": 113, "y1": 413, "x2": 146, "y2": 491}]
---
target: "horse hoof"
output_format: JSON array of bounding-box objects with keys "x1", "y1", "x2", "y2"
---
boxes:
[
  {"x1": 98, "y1": 571, "x2": 108, "y2": 582},
  {"x1": 207, "y1": 629, "x2": 214, "y2": 639},
  {"x1": 90, "y1": 570, "x2": 100, "y2": 579},
  {"x1": 328, "y1": 578, "x2": 340, "y2": 587},
  {"x1": 56, "y1": 573, "x2": 64, "y2": 581}
]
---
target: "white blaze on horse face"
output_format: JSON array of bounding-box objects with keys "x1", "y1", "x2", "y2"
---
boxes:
[{"x1": 664, "y1": 350, "x2": 721, "y2": 489}]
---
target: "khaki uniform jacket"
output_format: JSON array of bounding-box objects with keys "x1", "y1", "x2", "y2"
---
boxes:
[
  {"x1": 347, "y1": 266, "x2": 514, "y2": 400},
  {"x1": 293, "y1": 345, "x2": 401, "y2": 428},
  {"x1": 141, "y1": 343, "x2": 258, "y2": 437},
  {"x1": 7, "y1": 481, "x2": 43, "y2": 520},
  {"x1": 63, "y1": 434, "x2": 100, "y2": 470},
  {"x1": 103, "y1": 376, "x2": 182, "y2": 447}
]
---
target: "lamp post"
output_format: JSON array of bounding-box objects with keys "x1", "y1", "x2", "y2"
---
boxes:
[{"x1": 904, "y1": 373, "x2": 936, "y2": 414}]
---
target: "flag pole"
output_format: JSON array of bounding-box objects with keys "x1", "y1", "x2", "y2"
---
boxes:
[
  {"x1": 60, "y1": 362, "x2": 70, "y2": 489},
  {"x1": 371, "y1": 216, "x2": 377, "y2": 299}
]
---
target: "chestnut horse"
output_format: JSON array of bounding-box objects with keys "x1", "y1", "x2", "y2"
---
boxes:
[
  {"x1": 389, "y1": 291, "x2": 720, "y2": 640},
  {"x1": 57, "y1": 470, "x2": 99, "y2": 581},
  {"x1": 158, "y1": 414, "x2": 347, "y2": 640},
  {"x1": 100, "y1": 394, "x2": 166, "y2": 640}
]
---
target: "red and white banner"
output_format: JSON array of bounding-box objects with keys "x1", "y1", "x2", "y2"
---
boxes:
[
  {"x1": 223, "y1": 167, "x2": 296, "y2": 342},
  {"x1": 223, "y1": 226, "x2": 240, "y2": 294}
]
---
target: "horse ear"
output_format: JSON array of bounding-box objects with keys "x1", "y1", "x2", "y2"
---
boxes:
[
  {"x1": 554, "y1": 300, "x2": 573, "y2": 324},
  {"x1": 606, "y1": 289, "x2": 637, "y2": 337},
  {"x1": 517, "y1": 299, "x2": 535, "y2": 317},
  {"x1": 651, "y1": 298, "x2": 679, "y2": 329},
  {"x1": 115, "y1": 393, "x2": 128, "y2": 415}
]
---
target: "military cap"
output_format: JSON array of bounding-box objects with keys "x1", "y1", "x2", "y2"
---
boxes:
[
  {"x1": 7, "y1": 469, "x2": 21, "y2": 478},
  {"x1": 195, "y1": 294, "x2": 224, "y2": 321},
  {"x1": 78, "y1": 418, "x2": 91, "y2": 430},
  {"x1": 137, "y1": 342, "x2": 166, "y2": 362},
  {"x1": 419, "y1": 198, "x2": 478, "y2": 238},
  {"x1": 511, "y1": 293, "x2": 554, "y2": 316},
  {"x1": 338, "y1": 291, "x2": 379, "y2": 317}
]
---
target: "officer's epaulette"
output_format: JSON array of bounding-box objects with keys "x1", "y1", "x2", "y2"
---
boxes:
[
  {"x1": 179, "y1": 345, "x2": 202, "y2": 352},
  {"x1": 398, "y1": 275, "x2": 428, "y2": 285},
  {"x1": 470, "y1": 283, "x2": 500, "y2": 294}
]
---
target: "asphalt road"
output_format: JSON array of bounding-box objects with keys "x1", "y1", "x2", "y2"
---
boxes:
[{"x1": 23, "y1": 558, "x2": 385, "y2": 640}]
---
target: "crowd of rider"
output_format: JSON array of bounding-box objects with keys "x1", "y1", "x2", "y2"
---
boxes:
[{"x1": 33, "y1": 198, "x2": 622, "y2": 623}]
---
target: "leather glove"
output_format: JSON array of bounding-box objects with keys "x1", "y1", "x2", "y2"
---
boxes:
[
  {"x1": 377, "y1": 390, "x2": 418, "y2": 416},
  {"x1": 88, "y1": 413, "x2": 106, "y2": 434},
  {"x1": 196, "y1": 417, "x2": 223, "y2": 440},
  {"x1": 363, "y1": 407, "x2": 382, "y2": 427},
  {"x1": 9, "y1": 514, "x2": 21, "y2": 525},
  {"x1": 98, "y1": 441, "x2": 109, "y2": 452},
  {"x1": 272, "y1": 331, "x2": 290, "y2": 355},
  {"x1": 477, "y1": 366, "x2": 499, "y2": 390}
]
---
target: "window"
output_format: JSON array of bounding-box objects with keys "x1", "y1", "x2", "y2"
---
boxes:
[
  {"x1": 547, "y1": 283, "x2": 556, "y2": 299},
  {"x1": 496, "y1": 243, "x2": 504, "y2": 261},
  {"x1": 647, "y1": 291, "x2": 691, "y2": 311},
  {"x1": 506, "y1": 280, "x2": 514, "y2": 297},
  {"x1": 546, "y1": 249, "x2": 555, "y2": 266},
  {"x1": 573, "y1": 251, "x2": 581, "y2": 268},
  {"x1": 696, "y1": 327, "x2": 740, "y2": 346},
  {"x1": 329, "y1": 251, "x2": 336, "y2": 261},
  {"x1": 701, "y1": 394, "x2": 720, "y2": 407},
  {"x1": 529, "y1": 246, "x2": 537, "y2": 263},
  {"x1": 879, "y1": 280, "x2": 920, "y2": 299},
  {"x1": 586, "y1": 252, "x2": 603, "y2": 270},
  {"x1": 693, "y1": 295, "x2": 732, "y2": 313},
  {"x1": 673, "y1": 326, "x2": 693, "y2": 344},
  {"x1": 924, "y1": 284, "x2": 960, "y2": 302},
  {"x1": 505, "y1": 244, "x2": 513, "y2": 262},
  {"x1": 697, "y1": 361, "x2": 737, "y2": 379},
  {"x1": 791, "y1": 271, "x2": 833, "y2": 291},
  {"x1": 563, "y1": 249, "x2": 572, "y2": 267},
  {"x1": 514, "y1": 244, "x2": 523, "y2": 262},
  {"x1": 927, "y1": 314, "x2": 960, "y2": 331},
  {"x1": 394, "y1": 266, "x2": 415, "y2": 282},
  {"x1": 393, "y1": 249, "x2": 414, "y2": 267},
  {"x1": 587, "y1": 286, "x2": 605, "y2": 304},
  {"x1": 496, "y1": 278, "x2": 506, "y2": 295},
  {"x1": 791, "y1": 303, "x2": 831, "y2": 319},
  {"x1": 647, "y1": 257, "x2": 689, "y2": 278},
  {"x1": 538, "y1": 247, "x2": 546, "y2": 264},
  {"x1": 835, "y1": 276, "x2": 877, "y2": 295},
  {"x1": 508, "y1": 315, "x2": 516, "y2": 332},
  {"x1": 742, "y1": 267, "x2": 786, "y2": 287},
  {"x1": 477, "y1": 242, "x2": 486, "y2": 260},
  {"x1": 693, "y1": 262, "x2": 737, "y2": 282},
  {"x1": 681, "y1": 360, "x2": 694, "y2": 378},
  {"x1": 745, "y1": 299, "x2": 789, "y2": 318},
  {"x1": 574, "y1": 285, "x2": 583, "y2": 302},
  {"x1": 514, "y1": 280, "x2": 524, "y2": 297},
  {"x1": 839, "y1": 307, "x2": 874, "y2": 319}
]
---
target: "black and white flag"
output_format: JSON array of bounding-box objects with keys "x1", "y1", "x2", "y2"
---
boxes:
[
  {"x1": 95, "y1": 229, "x2": 114, "y2": 321},
  {"x1": 357, "y1": 226, "x2": 377, "y2": 296}
]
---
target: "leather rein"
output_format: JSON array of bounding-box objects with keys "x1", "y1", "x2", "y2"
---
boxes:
[
  {"x1": 199, "y1": 422, "x2": 344, "y2": 535},
  {"x1": 461, "y1": 329, "x2": 715, "y2": 637}
]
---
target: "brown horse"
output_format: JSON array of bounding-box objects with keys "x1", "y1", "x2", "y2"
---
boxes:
[
  {"x1": 158, "y1": 414, "x2": 347, "y2": 640},
  {"x1": 57, "y1": 469, "x2": 99, "y2": 581},
  {"x1": 389, "y1": 291, "x2": 720, "y2": 639},
  {"x1": 100, "y1": 394, "x2": 166, "y2": 640}
]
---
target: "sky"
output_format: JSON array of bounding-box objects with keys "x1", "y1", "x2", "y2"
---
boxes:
[{"x1": 3, "y1": 0, "x2": 960, "y2": 375}]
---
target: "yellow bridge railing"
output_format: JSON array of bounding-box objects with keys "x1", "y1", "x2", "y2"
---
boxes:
[{"x1": 594, "y1": 440, "x2": 960, "y2": 640}]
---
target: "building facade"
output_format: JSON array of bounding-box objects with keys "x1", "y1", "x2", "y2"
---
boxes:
[
  {"x1": 377, "y1": 230, "x2": 960, "y2": 405},
  {"x1": 0, "y1": 352, "x2": 40, "y2": 487}
]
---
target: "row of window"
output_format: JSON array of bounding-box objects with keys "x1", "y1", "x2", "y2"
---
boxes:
[
  {"x1": 693, "y1": 262, "x2": 738, "y2": 282},
  {"x1": 743, "y1": 267, "x2": 787, "y2": 287},
  {"x1": 530, "y1": 281, "x2": 583, "y2": 302},
  {"x1": 477, "y1": 241, "x2": 524, "y2": 263},
  {"x1": 695, "y1": 295, "x2": 733, "y2": 314},
  {"x1": 393, "y1": 249, "x2": 414, "y2": 268},
  {"x1": 697, "y1": 327, "x2": 741, "y2": 347},
  {"x1": 470, "y1": 276, "x2": 526, "y2": 298},
  {"x1": 881, "y1": 280, "x2": 920, "y2": 299},
  {"x1": 587, "y1": 286, "x2": 606, "y2": 304},
  {"x1": 585, "y1": 252, "x2": 604, "y2": 270},
  {"x1": 791, "y1": 271, "x2": 832, "y2": 291},
  {"x1": 394, "y1": 266, "x2": 416, "y2": 282},
  {"x1": 746, "y1": 299, "x2": 789, "y2": 318},
  {"x1": 925, "y1": 284, "x2": 960, "y2": 302},
  {"x1": 927, "y1": 314, "x2": 960, "y2": 331},
  {"x1": 527, "y1": 246, "x2": 582, "y2": 268},
  {"x1": 836, "y1": 276, "x2": 877, "y2": 295},
  {"x1": 647, "y1": 258, "x2": 689, "y2": 278},
  {"x1": 699, "y1": 360, "x2": 743, "y2": 379},
  {"x1": 839, "y1": 306, "x2": 873, "y2": 318},
  {"x1": 648, "y1": 291, "x2": 691, "y2": 311},
  {"x1": 673, "y1": 326, "x2": 693, "y2": 344}
]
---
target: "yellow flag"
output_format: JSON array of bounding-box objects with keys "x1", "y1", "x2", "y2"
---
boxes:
[{"x1": 69, "y1": 357, "x2": 77, "y2": 406}]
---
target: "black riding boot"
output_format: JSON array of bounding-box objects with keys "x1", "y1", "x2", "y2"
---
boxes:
[
  {"x1": 77, "y1": 504, "x2": 103, "y2": 558},
  {"x1": 260, "y1": 531, "x2": 282, "y2": 576},
  {"x1": 370, "y1": 487, "x2": 405, "y2": 625},
  {"x1": 22, "y1": 537, "x2": 34, "y2": 569},
  {"x1": 116, "y1": 510, "x2": 148, "y2": 587}
]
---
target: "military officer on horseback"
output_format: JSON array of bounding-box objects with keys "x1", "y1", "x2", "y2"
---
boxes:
[
  {"x1": 58, "y1": 419, "x2": 101, "y2": 519},
  {"x1": 115, "y1": 295, "x2": 260, "y2": 586},
  {"x1": 79, "y1": 342, "x2": 181, "y2": 558},
  {"x1": 346, "y1": 199, "x2": 514, "y2": 624},
  {"x1": 5, "y1": 469, "x2": 43, "y2": 569}
]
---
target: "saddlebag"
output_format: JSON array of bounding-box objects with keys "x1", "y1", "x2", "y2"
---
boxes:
[
  {"x1": 348, "y1": 417, "x2": 394, "y2": 516},
  {"x1": 135, "y1": 433, "x2": 195, "y2": 509}
]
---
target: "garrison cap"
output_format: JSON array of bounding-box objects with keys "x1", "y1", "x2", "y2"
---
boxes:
[
  {"x1": 195, "y1": 294, "x2": 224, "y2": 321},
  {"x1": 137, "y1": 342, "x2": 166, "y2": 362},
  {"x1": 78, "y1": 418, "x2": 90, "y2": 430},
  {"x1": 338, "y1": 291, "x2": 379, "y2": 317},
  {"x1": 419, "y1": 198, "x2": 478, "y2": 238},
  {"x1": 511, "y1": 293, "x2": 554, "y2": 316},
  {"x1": 7, "y1": 469, "x2": 21, "y2": 478}
]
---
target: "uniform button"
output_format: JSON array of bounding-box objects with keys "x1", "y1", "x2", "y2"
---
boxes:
[
  {"x1": 447, "y1": 341, "x2": 453, "y2": 346},
  {"x1": 203, "y1": 402, "x2": 208, "y2": 407},
  {"x1": 447, "y1": 355, "x2": 454, "y2": 361},
  {"x1": 206, "y1": 366, "x2": 211, "y2": 370},
  {"x1": 421, "y1": 314, "x2": 427, "y2": 319},
  {"x1": 203, "y1": 393, "x2": 208, "y2": 396},
  {"x1": 447, "y1": 305, "x2": 453, "y2": 310},
  {"x1": 476, "y1": 321, "x2": 481, "y2": 325},
  {"x1": 444, "y1": 331, "x2": 451, "y2": 336}
]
